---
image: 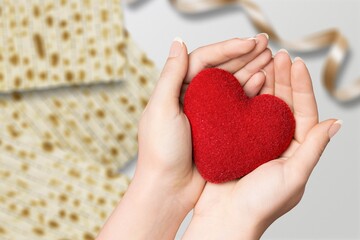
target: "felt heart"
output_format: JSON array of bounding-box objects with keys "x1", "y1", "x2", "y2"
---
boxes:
[{"x1": 184, "y1": 68, "x2": 295, "y2": 183}]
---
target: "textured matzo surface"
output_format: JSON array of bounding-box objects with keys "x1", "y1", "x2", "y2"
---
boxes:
[
  {"x1": 0, "y1": 35, "x2": 159, "y2": 239},
  {"x1": 0, "y1": 33, "x2": 158, "y2": 172},
  {"x1": 0, "y1": 136, "x2": 130, "y2": 240},
  {"x1": 0, "y1": 34, "x2": 159, "y2": 240},
  {"x1": 0, "y1": 0, "x2": 126, "y2": 91},
  {"x1": 0, "y1": 0, "x2": 160, "y2": 239}
]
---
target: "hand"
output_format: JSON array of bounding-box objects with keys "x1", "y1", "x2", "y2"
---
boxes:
[
  {"x1": 182, "y1": 50, "x2": 342, "y2": 240},
  {"x1": 137, "y1": 33, "x2": 272, "y2": 204},
  {"x1": 96, "y1": 34, "x2": 272, "y2": 240}
]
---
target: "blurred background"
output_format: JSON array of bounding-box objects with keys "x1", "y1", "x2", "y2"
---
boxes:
[{"x1": 122, "y1": 0, "x2": 360, "y2": 239}]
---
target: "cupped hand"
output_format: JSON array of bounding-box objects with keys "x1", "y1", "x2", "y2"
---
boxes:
[
  {"x1": 182, "y1": 50, "x2": 342, "y2": 240},
  {"x1": 137, "y1": 34, "x2": 271, "y2": 211},
  {"x1": 97, "y1": 34, "x2": 272, "y2": 240}
]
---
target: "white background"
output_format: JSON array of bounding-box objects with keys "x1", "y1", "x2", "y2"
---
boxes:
[{"x1": 122, "y1": 0, "x2": 360, "y2": 239}]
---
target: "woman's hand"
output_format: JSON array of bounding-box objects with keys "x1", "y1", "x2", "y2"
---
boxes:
[
  {"x1": 97, "y1": 34, "x2": 272, "y2": 240},
  {"x1": 182, "y1": 50, "x2": 342, "y2": 240}
]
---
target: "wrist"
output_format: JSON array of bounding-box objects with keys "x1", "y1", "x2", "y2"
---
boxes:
[
  {"x1": 130, "y1": 167, "x2": 191, "y2": 216},
  {"x1": 183, "y1": 214, "x2": 265, "y2": 240},
  {"x1": 97, "y1": 169, "x2": 189, "y2": 240},
  {"x1": 129, "y1": 174, "x2": 188, "y2": 237},
  {"x1": 134, "y1": 155, "x2": 202, "y2": 214}
]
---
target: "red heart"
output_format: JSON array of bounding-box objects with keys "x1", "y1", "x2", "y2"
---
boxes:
[{"x1": 184, "y1": 68, "x2": 295, "y2": 183}]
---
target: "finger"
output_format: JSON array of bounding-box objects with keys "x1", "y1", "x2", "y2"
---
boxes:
[
  {"x1": 151, "y1": 38, "x2": 188, "y2": 109},
  {"x1": 180, "y1": 83, "x2": 189, "y2": 104},
  {"x1": 185, "y1": 38, "x2": 257, "y2": 83},
  {"x1": 291, "y1": 57, "x2": 319, "y2": 143},
  {"x1": 216, "y1": 33, "x2": 270, "y2": 74},
  {"x1": 287, "y1": 119, "x2": 342, "y2": 181},
  {"x1": 243, "y1": 71, "x2": 266, "y2": 98},
  {"x1": 180, "y1": 68, "x2": 267, "y2": 102},
  {"x1": 280, "y1": 139, "x2": 300, "y2": 158},
  {"x1": 260, "y1": 59, "x2": 275, "y2": 95},
  {"x1": 234, "y1": 48, "x2": 272, "y2": 85},
  {"x1": 274, "y1": 49, "x2": 293, "y2": 111}
]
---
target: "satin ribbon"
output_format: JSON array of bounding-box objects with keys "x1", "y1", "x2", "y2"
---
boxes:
[
  {"x1": 170, "y1": 0, "x2": 360, "y2": 102},
  {"x1": 129, "y1": 0, "x2": 360, "y2": 102}
]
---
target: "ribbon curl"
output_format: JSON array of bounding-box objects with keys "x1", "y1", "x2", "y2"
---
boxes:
[
  {"x1": 130, "y1": 0, "x2": 360, "y2": 102},
  {"x1": 169, "y1": 0, "x2": 360, "y2": 102}
]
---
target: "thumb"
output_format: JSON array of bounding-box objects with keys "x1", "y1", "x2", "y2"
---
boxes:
[
  {"x1": 289, "y1": 119, "x2": 342, "y2": 179},
  {"x1": 151, "y1": 38, "x2": 188, "y2": 108}
]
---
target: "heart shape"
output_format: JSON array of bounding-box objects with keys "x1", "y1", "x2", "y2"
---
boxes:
[{"x1": 184, "y1": 68, "x2": 295, "y2": 183}]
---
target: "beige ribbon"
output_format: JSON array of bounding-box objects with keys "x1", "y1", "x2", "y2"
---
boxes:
[
  {"x1": 133, "y1": 0, "x2": 360, "y2": 102},
  {"x1": 169, "y1": 0, "x2": 360, "y2": 102}
]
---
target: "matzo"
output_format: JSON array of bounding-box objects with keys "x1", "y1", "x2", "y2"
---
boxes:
[
  {"x1": 0, "y1": 32, "x2": 159, "y2": 240},
  {"x1": 0, "y1": 136, "x2": 130, "y2": 240},
  {"x1": 0, "y1": 33, "x2": 159, "y2": 173},
  {"x1": 0, "y1": 0, "x2": 126, "y2": 91},
  {"x1": 0, "y1": 0, "x2": 161, "y2": 238}
]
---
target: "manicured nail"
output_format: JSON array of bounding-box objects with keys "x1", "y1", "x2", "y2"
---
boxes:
[
  {"x1": 278, "y1": 48, "x2": 289, "y2": 54},
  {"x1": 169, "y1": 37, "x2": 183, "y2": 58},
  {"x1": 257, "y1": 33, "x2": 269, "y2": 40},
  {"x1": 266, "y1": 47, "x2": 275, "y2": 58},
  {"x1": 328, "y1": 120, "x2": 343, "y2": 138},
  {"x1": 294, "y1": 56, "x2": 304, "y2": 62},
  {"x1": 260, "y1": 69, "x2": 267, "y2": 77},
  {"x1": 247, "y1": 37, "x2": 259, "y2": 44}
]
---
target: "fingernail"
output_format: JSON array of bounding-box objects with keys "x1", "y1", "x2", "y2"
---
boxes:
[
  {"x1": 247, "y1": 37, "x2": 259, "y2": 44},
  {"x1": 256, "y1": 33, "x2": 269, "y2": 40},
  {"x1": 260, "y1": 69, "x2": 267, "y2": 77},
  {"x1": 278, "y1": 48, "x2": 289, "y2": 54},
  {"x1": 169, "y1": 37, "x2": 183, "y2": 58},
  {"x1": 294, "y1": 56, "x2": 304, "y2": 63},
  {"x1": 328, "y1": 120, "x2": 343, "y2": 138},
  {"x1": 267, "y1": 47, "x2": 275, "y2": 58}
]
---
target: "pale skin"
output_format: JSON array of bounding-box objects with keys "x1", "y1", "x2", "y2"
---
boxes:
[{"x1": 96, "y1": 34, "x2": 341, "y2": 240}]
